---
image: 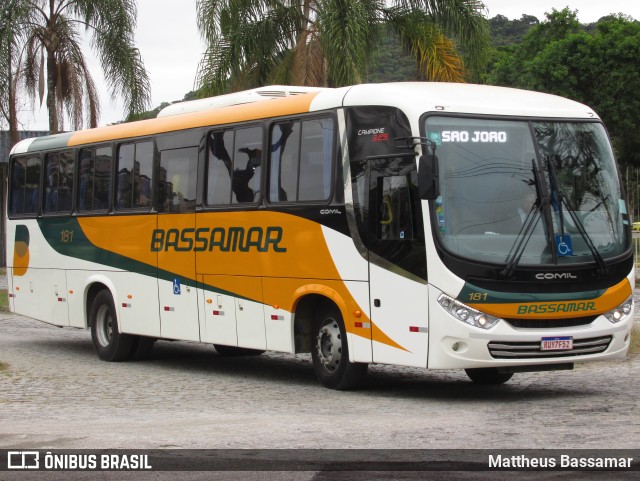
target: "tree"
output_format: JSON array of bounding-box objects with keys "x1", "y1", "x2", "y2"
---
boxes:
[
  {"x1": 487, "y1": 8, "x2": 582, "y2": 88},
  {"x1": 366, "y1": 29, "x2": 417, "y2": 83},
  {"x1": 488, "y1": 14, "x2": 538, "y2": 47},
  {"x1": 6, "y1": 0, "x2": 151, "y2": 134},
  {"x1": 0, "y1": 0, "x2": 31, "y2": 145},
  {"x1": 195, "y1": 0, "x2": 490, "y2": 95},
  {"x1": 486, "y1": 10, "x2": 640, "y2": 169}
]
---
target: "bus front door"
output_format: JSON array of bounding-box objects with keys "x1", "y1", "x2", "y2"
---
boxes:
[{"x1": 368, "y1": 165, "x2": 429, "y2": 368}]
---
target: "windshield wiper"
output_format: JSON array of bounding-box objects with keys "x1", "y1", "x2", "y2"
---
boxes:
[
  {"x1": 545, "y1": 155, "x2": 607, "y2": 276},
  {"x1": 501, "y1": 159, "x2": 548, "y2": 279}
]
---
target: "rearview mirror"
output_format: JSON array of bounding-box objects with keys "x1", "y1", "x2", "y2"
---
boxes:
[{"x1": 418, "y1": 154, "x2": 439, "y2": 200}]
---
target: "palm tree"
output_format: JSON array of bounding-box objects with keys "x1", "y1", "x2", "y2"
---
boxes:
[
  {"x1": 195, "y1": 0, "x2": 490, "y2": 95},
  {"x1": 0, "y1": 0, "x2": 30, "y2": 145},
  {"x1": 5, "y1": 0, "x2": 151, "y2": 134}
]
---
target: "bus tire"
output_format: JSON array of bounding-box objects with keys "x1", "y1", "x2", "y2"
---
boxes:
[
  {"x1": 311, "y1": 304, "x2": 367, "y2": 390},
  {"x1": 90, "y1": 290, "x2": 134, "y2": 362},
  {"x1": 465, "y1": 368, "x2": 513, "y2": 385},
  {"x1": 214, "y1": 344, "x2": 265, "y2": 356}
]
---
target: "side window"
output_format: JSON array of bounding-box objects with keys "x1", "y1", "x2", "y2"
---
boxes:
[
  {"x1": 44, "y1": 150, "x2": 74, "y2": 214},
  {"x1": 158, "y1": 147, "x2": 198, "y2": 213},
  {"x1": 206, "y1": 130, "x2": 234, "y2": 205},
  {"x1": 269, "y1": 122, "x2": 300, "y2": 202},
  {"x1": 116, "y1": 141, "x2": 153, "y2": 210},
  {"x1": 299, "y1": 118, "x2": 334, "y2": 201},
  {"x1": 10, "y1": 155, "x2": 41, "y2": 216},
  {"x1": 269, "y1": 117, "x2": 334, "y2": 203},
  {"x1": 232, "y1": 127, "x2": 263, "y2": 203},
  {"x1": 78, "y1": 146, "x2": 112, "y2": 212},
  {"x1": 206, "y1": 126, "x2": 263, "y2": 205}
]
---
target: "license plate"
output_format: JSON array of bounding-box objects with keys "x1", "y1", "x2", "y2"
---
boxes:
[{"x1": 541, "y1": 336, "x2": 573, "y2": 351}]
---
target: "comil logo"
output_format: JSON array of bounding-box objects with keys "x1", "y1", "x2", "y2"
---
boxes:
[
  {"x1": 535, "y1": 272, "x2": 577, "y2": 281},
  {"x1": 8, "y1": 451, "x2": 39, "y2": 469}
]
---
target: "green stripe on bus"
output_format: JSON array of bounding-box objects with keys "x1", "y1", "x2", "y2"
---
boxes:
[
  {"x1": 36, "y1": 217, "x2": 251, "y2": 301},
  {"x1": 28, "y1": 133, "x2": 74, "y2": 152},
  {"x1": 458, "y1": 282, "x2": 605, "y2": 304}
]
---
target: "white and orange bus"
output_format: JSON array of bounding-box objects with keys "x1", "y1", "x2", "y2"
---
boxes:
[{"x1": 5, "y1": 83, "x2": 635, "y2": 389}]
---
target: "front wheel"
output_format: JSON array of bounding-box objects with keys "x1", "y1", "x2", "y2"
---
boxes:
[
  {"x1": 465, "y1": 368, "x2": 513, "y2": 385},
  {"x1": 90, "y1": 290, "x2": 134, "y2": 362},
  {"x1": 311, "y1": 305, "x2": 367, "y2": 390}
]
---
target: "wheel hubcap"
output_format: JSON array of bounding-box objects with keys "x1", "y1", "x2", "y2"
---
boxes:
[
  {"x1": 95, "y1": 305, "x2": 113, "y2": 347},
  {"x1": 315, "y1": 318, "x2": 342, "y2": 372}
]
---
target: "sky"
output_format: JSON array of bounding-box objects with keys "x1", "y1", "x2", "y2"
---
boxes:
[{"x1": 17, "y1": 0, "x2": 640, "y2": 131}]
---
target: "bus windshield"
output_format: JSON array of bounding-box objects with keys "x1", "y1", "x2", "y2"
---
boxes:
[{"x1": 425, "y1": 116, "x2": 628, "y2": 267}]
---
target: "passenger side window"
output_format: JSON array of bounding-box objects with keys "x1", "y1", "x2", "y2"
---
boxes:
[
  {"x1": 44, "y1": 150, "x2": 74, "y2": 214},
  {"x1": 207, "y1": 130, "x2": 234, "y2": 205},
  {"x1": 269, "y1": 122, "x2": 300, "y2": 202},
  {"x1": 78, "y1": 146, "x2": 112, "y2": 212},
  {"x1": 269, "y1": 117, "x2": 334, "y2": 203},
  {"x1": 10, "y1": 155, "x2": 41, "y2": 216},
  {"x1": 158, "y1": 147, "x2": 198, "y2": 213},
  {"x1": 206, "y1": 126, "x2": 263, "y2": 205},
  {"x1": 116, "y1": 141, "x2": 153, "y2": 210},
  {"x1": 232, "y1": 127, "x2": 263, "y2": 203}
]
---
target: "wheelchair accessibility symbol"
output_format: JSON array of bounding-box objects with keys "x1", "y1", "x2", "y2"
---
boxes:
[
  {"x1": 555, "y1": 234, "x2": 573, "y2": 257},
  {"x1": 173, "y1": 278, "x2": 181, "y2": 295}
]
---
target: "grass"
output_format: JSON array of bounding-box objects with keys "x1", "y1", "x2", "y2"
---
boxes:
[
  {"x1": 630, "y1": 326, "x2": 640, "y2": 356},
  {"x1": 0, "y1": 268, "x2": 10, "y2": 372},
  {"x1": 0, "y1": 289, "x2": 7, "y2": 312}
]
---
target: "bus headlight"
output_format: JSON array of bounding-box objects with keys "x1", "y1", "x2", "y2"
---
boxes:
[
  {"x1": 604, "y1": 296, "x2": 634, "y2": 324},
  {"x1": 437, "y1": 294, "x2": 501, "y2": 330}
]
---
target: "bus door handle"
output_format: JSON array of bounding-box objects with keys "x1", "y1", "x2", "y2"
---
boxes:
[{"x1": 217, "y1": 295, "x2": 223, "y2": 309}]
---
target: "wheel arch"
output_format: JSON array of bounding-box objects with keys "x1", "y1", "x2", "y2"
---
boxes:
[
  {"x1": 83, "y1": 276, "x2": 118, "y2": 329},
  {"x1": 292, "y1": 285, "x2": 348, "y2": 354}
]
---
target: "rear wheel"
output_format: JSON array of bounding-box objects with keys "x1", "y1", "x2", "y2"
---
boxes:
[
  {"x1": 311, "y1": 304, "x2": 367, "y2": 390},
  {"x1": 214, "y1": 344, "x2": 265, "y2": 356},
  {"x1": 90, "y1": 290, "x2": 134, "y2": 362},
  {"x1": 465, "y1": 368, "x2": 513, "y2": 385}
]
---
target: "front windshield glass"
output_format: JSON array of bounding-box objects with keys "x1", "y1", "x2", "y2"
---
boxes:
[{"x1": 425, "y1": 116, "x2": 628, "y2": 266}]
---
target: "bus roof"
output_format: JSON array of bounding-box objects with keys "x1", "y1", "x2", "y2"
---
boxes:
[
  {"x1": 341, "y1": 82, "x2": 598, "y2": 120},
  {"x1": 157, "y1": 85, "x2": 326, "y2": 117},
  {"x1": 11, "y1": 82, "x2": 599, "y2": 155}
]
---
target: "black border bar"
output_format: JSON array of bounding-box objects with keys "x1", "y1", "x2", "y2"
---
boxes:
[{"x1": 1, "y1": 449, "x2": 638, "y2": 472}]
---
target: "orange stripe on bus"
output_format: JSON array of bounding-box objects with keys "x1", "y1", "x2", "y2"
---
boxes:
[
  {"x1": 67, "y1": 93, "x2": 319, "y2": 147},
  {"x1": 78, "y1": 211, "x2": 410, "y2": 353},
  {"x1": 468, "y1": 278, "x2": 632, "y2": 320}
]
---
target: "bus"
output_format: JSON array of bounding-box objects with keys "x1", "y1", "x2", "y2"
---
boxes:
[{"x1": 5, "y1": 82, "x2": 634, "y2": 389}]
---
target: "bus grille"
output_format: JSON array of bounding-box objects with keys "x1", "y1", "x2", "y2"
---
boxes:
[
  {"x1": 504, "y1": 316, "x2": 598, "y2": 329},
  {"x1": 488, "y1": 336, "x2": 612, "y2": 359}
]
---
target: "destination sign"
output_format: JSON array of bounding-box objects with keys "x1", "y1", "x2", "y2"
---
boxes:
[{"x1": 441, "y1": 130, "x2": 508, "y2": 143}]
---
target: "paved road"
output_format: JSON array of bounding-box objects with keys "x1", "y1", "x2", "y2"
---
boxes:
[
  {"x1": 1, "y1": 283, "x2": 639, "y2": 480},
  {"x1": 1, "y1": 307, "x2": 639, "y2": 452}
]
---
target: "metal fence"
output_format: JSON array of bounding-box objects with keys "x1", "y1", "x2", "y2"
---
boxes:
[
  {"x1": 635, "y1": 236, "x2": 640, "y2": 276},
  {"x1": 624, "y1": 167, "x2": 640, "y2": 226}
]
